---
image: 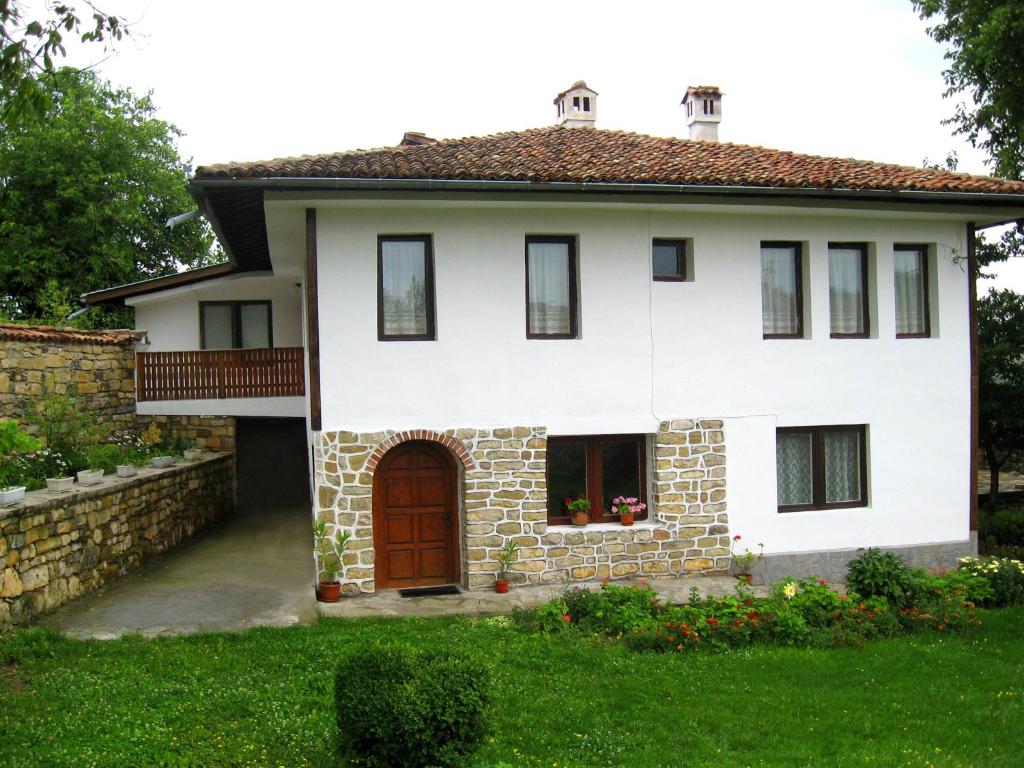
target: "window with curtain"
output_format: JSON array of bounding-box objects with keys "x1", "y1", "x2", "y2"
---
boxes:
[
  {"x1": 199, "y1": 301, "x2": 272, "y2": 349},
  {"x1": 776, "y1": 425, "x2": 867, "y2": 511},
  {"x1": 828, "y1": 243, "x2": 869, "y2": 337},
  {"x1": 546, "y1": 435, "x2": 647, "y2": 524},
  {"x1": 378, "y1": 235, "x2": 435, "y2": 340},
  {"x1": 526, "y1": 236, "x2": 577, "y2": 338},
  {"x1": 761, "y1": 242, "x2": 802, "y2": 338},
  {"x1": 894, "y1": 244, "x2": 930, "y2": 337}
]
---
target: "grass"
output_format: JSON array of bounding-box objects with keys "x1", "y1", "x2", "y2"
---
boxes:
[{"x1": 1, "y1": 610, "x2": 1023, "y2": 768}]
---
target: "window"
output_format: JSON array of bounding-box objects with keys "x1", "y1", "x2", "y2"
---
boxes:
[
  {"x1": 546, "y1": 435, "x2": 647, "y2": 524},
  {"x1": 526, "y1": 236, "x2": 577, "y2": 339},
  {"x1": 761, "y1": 242, "x2": 803, "y2": 338},
  {"x1": 199, "y1": 301, "x2": 272, "y2": 350},
  {"x1": 378, "y1": 235, "x2": 435, "y2": 341},
  {"x1": 652, "y1": 239, "x2": 687, "y2": 281},
  {"x1": 894, "y1": 244, "x2": 930, "y2": 337},
  {"x1": 776, "y1": 425, "x2": 867, "y2": 511},
  {"x1": 828, "y1": 243, "x2": 869, "y2": 337},
  {"x1": 583, "y1": 96, "x2": 591, "y2": 111}
]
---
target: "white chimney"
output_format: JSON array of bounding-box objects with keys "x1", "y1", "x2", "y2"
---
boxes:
[
  {"x1": 681, "y1": 85, "x2": 723, "y2": 141},
  {"x1": 554, "y1": 81, "x2": 597, "y2": 128}
]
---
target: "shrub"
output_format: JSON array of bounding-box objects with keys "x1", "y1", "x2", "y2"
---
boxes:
[
  {"x1": 981, "y1": 505, "x2": 1024, "y2": 547},
  {"x1": 513, "y1": 599, "x2": 572, "y2": 633},
  {"x1": 0, "y1": 419, "x2": 40, "y2": 456},
  {"x1": 334, "y1": 645, "x2": 490, "y2": 768},
  {"x1": 846, "y1": 548, "x2": 919, "y2": 607},
  {"x1": 957, "y1": 556, "x2": 1024, "y2": 606},
  {"x1": 563, "y1": 583, "x2": 661, "y2": 635}
]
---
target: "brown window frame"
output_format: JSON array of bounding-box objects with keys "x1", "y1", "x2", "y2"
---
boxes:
[
  {"x1": 199, "y1": 300, "x2": 273, "y2": 350},
  {"x1": 525, "y1": 235, "x2": 578, "y2": 340},
  {"x1": 377, "y1": 235, "x2": 436, "y2": 342},
  {"x1": 894, "y1": 244, "x2": 931, "y2": 338},
  {"x1": 761, "y1": 241, "x2": 804, "y2": 340},
  {"x1": 776, "y1": 425, "x2": 868, "y2": 512},
  {"x1": 546, "y1": 434, "x2": 648, "y2": 525},
  {"x1": 652, "y1": 238, "x2": 688, "y2": 281},
  {"x1": 828, "y1": 242, "x2": 871, "y2": 339}
]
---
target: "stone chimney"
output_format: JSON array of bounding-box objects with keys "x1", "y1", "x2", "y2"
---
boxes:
[
  {"x1": 554, "y1": 81, "x2": 597, "y2": 128},
  {"x1": 681, "y1": 86, "x2": 723, "y2": 141}
]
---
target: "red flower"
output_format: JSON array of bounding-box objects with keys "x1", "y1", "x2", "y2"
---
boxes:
[
  {"x1": 561, "y1": 614, "x2": 571, "y2": 622},
  {"x1": 706, "y1": 617, "x2": 719, "y2": 625},
  {"x1": 733, "y1": 535, "x2": 742, "y2": 541},
  {"x1": 818, "y1": 578, "x2": 828, "y2": 585}
]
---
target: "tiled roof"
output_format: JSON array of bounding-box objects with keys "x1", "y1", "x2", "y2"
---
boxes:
[
  {"x1": 193, "y1": 125, "x2": 1024, "y2": 196},
  {"x1": 0, "y1": 323, "x2": 147, "y2": 346}
]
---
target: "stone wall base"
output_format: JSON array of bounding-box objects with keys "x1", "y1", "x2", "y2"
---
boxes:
[
  {"x1": 758, "y1": 539, "x2": 975, "y2": 584},
  {"x1": 135, "y1": 414, "x2": 237, "y2": 453}
]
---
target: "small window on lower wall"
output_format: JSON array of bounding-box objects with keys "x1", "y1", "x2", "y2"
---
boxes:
[
  {"x1": 776, "y1": 425, "x2": 867, "y2": 511},
  {"x1": 546, "y1": 434, "x2": 648, "y2": 524},
  {"x1": 652, "y1": 238, "x2": 688, "y2": 281}
]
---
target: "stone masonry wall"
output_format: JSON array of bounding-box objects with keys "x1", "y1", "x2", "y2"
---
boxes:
[
  {"x1": 313, "y1": 419, "x2": 728, "y2": 593},
  {"x1": 0, "y1": 454, "x2": 234, "y2": 632},
  {"x1": 0, "y1": 338, "x2": 136, "y2": 431},
  {"x1": 135, "y1": 415, "x2": 237, "y2": 453}
]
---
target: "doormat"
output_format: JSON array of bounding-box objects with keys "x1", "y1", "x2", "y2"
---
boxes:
[{"x1": 397, "y1": 585, "x2": 461, "y2": 598}]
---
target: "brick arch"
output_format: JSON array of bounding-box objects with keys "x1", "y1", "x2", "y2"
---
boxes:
[{"x1": 365, "y1": 430, "x2": 474, "y2": 473}]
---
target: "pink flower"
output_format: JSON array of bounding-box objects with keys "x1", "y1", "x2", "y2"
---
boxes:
[
  {"x1": 561, "y1": 614, "x2": 572, "y2": 622},
  {"x1": 819, "y1": 578, "x2": 828, "y2": 585}
]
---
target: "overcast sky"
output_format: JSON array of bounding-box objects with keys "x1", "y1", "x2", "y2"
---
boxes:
[{"x1": 61, "y1": 0, "x2": 1023, "y2": 291}]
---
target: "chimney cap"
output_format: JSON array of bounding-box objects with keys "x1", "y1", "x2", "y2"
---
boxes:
[
  {"x1": 681, "y1": 85, "x2": 723, "y2": 104},
  {"x1": 399, "y1": 131, "x2": 436, "y2": 146},
  {"x1": 554, "y1": 80, "x2": 598, "y2": 105}
]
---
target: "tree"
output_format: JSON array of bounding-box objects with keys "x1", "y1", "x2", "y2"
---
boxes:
[
  {"x1": 1, "y1": 0, "x2": 127, "y2": 126},
  {"x1": 0, "y1": 68, "x2": 216, "y2": 324},
  {"x1": 978, "y1": 288, "x2": 1024, "y2": 506},
  {"x1": 914, "y1": 0, "x2": 1024, "y2": 180}
]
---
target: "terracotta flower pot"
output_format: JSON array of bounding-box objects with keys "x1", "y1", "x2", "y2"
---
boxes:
[
  {"x1": 571, "y1": 510, "x2": 589, "y2": 527},
  {"x1": 737, "y1": 574, "x2": 753, "y2": 585},
  {"x1": 495, "y1": 579, "x2": 509, "y2": 594},
  {"x1": 318, "y1": 581, "x2": 342, "y2": 602},
  {"x1": 620, "y1": 512, "x2": 634, "y2": 526}
]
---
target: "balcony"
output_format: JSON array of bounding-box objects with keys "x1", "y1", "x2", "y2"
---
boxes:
[{"x1": 137, "y1": 348, "x2": 305, "y2": 402}]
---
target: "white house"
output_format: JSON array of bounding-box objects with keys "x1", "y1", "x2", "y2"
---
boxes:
[{"x1": 86, "y1": 83, "x2": 1024, "y2": 591}]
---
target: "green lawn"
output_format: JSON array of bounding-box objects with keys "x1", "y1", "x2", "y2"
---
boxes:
[{"x1": 2, "y1": 610, "x2": 1023, "y2": 768}]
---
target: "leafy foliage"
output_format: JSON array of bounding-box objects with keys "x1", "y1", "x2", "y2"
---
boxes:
[
  {"x1": 845, "y1": 548, "x2": 920, "y2": 607},
  {"x1": 0, "y1": 68, "x2": 218, "y2": 323},
  {"x1": 981, "y1": 504, "x2": 1024, "y2": 548},
  {"x1": 958, "y1": 555, "x2": 1024, "y2": 606},
  {"x1": 0, "y1": 1, "x2": 126, "y2": 126},
  {"x1": 914, "y1": 0, "x2": 1024, "y2": 180},
  {"x1": 334, "y1": 645, "x2": 491, "y2": 768}
]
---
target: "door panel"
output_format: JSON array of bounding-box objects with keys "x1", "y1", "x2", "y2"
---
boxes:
[{"x1": 374, "y1": 442, "x2": 458, "y2": 588}]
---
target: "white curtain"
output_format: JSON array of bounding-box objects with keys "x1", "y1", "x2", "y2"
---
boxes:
[
  {"x1": 761, "y1": 246, "x2": 799, "y2": 335},
  {"x1": 829, "y1": 247, "x2": 865, "y2": 334},
  {"x1": 824, "y1": 430, "x2": 860, "y2": 503},
  {"x1": 201, "y1": 304, "x2": 233, "y2": 349},
  {"x1": 239, "y1": 304, "x2": 270, "y2": 348},
  {"x1": 776, "y1": 431, "x2": 813, "y2": 506},
  {"x1": 528, "y1": 242, "x2": 571, "y2": 334},
  {"x1": 382, "y1": 241, "x2": 427, "y2": 335},
  {"x1": 895, "y1": 248, "x2": 926, "y2": 334}
]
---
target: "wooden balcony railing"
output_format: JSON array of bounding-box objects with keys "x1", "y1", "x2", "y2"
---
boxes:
[{"x1": 137, "y1": 348, "x2": 305, "y2": 401}]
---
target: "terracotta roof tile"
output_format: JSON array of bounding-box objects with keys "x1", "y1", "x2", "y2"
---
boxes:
[
  {"x1": 0, "y1": 323, "x2": 147, "y2": 346},
  {"x1": 193, "y1": 125, "x2": 1024, "y2": 196}
]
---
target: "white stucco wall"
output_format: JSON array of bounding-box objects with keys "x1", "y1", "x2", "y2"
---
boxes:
[
  {"x1": 302, "y1": 201, "x2": 970, "y2": 553},
  {"x1": 130, "y1": 274, "x2": 303, "y2": 352}
]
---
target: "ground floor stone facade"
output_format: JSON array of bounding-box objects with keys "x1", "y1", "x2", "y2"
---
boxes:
[
  {"x1": 135, "y1": 414, "x2": 237, "y2": 453},
  {"x1": 313, "y1": 419, "x2": 730, "y2": 593},
  {"x1": 0, "y1": 454, "x2": 233, "y2": 631}
]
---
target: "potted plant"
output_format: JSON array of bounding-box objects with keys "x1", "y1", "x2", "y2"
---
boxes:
[
  {"x1": 116, "y1": 464, "x2": 138, "y2": 478},
  {"x1": 313, "y1": 519, "x2": 352, "y2": 602},
  {"x1": 495, "y1": 539, "x2": 519, "y2": 593},
  {"x1": 730, "y1": 535, "x2": 764, "y2": 584},
  {"x1": 566, "y1": 496, "x2": 591, "y2": 527},
  {"x1": 76, "y1": 468, "x2": 104, "y2": 486},
  {"x1": 610, "y1": 496, "x2": 646, "y2": 526},
  {"x1": 0, "y1": 485, "x2": 26, "y2": 506},
  {"x1": 46, "y1": 476, "x2": 74, "y2": 493}
]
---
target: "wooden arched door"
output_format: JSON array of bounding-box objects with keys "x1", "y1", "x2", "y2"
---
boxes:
[{"x1": 373, "y1": 441, "x2": 459, "y2": 589}]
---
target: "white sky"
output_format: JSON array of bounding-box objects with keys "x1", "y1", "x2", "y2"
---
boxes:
[{"x1": 56, "y1": 0, "x2": 1022, "y2": 291}]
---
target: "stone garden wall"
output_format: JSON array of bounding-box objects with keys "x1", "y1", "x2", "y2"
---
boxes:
[
  {"x1": 0, "y1": 324, "x2": 142, "y2": 432},
  {"x1": 313, "y1": 419, "x2": 729, "y2": 593},
  {"x1": 135, "y1": 415, "x2": 237, "y2": 453},
  {"x1": 0, "y1": 454, "x2": 233, "y2": 632}
]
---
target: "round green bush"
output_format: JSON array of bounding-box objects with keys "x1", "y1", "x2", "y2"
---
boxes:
[{"x1": 334, "y1": 644, "x2": 491, "y2": 768}]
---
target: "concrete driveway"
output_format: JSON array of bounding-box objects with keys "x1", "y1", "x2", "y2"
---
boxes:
[{"x1": 39, "y1": 503, "x2": 316, "y2": 639}]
